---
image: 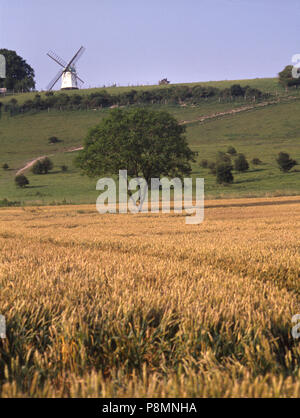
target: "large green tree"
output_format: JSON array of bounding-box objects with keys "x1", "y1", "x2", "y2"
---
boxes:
[
  {"x1": 0, "y1": 49, "x2": 35, "y2": 91},
  {"x1": 76, "y1": 108, "x2": 195, "y2": 185},
  {"x1": 278, "y1": 65, "x2": 300, "y2": 89}
]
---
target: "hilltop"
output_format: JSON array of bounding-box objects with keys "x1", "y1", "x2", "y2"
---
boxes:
[
  {"x1": 0, "y1": 77, "x2": 299, "y2": 205},
  {"x1": 0, "y1": 77, "x2": 282, "y2": 105}
]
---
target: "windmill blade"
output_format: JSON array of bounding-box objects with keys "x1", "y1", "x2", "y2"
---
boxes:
[
  {"x1": 47, "y1": 51, "x2": 67, "y2": 68},
  {"x1": 66, "y1": 46, "x2": 85, "y2": 70},
  {"x1": 46, "y1": 68, "x2": 64, "y2": 91},
  {"x1": 75, "y1": 74, "x2": 84, "y2": 84},
  {"x1": 72, "y1": 73, "x2": 84, "y2": 88},
  {"x1": 76, "y1": 78, "x2": 84, "y2": 88}
]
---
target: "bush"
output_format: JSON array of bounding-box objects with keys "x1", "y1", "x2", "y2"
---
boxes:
[
  {"x1": 32, "y1": 158, "x2": 53, "y2": 174},
  {"x1": 216, "y1": 163, "x2": 234, "y2": 184},
  {"x1": 32, "y1": 160, "x2": 44, "y2": 174},
  {"x1": 43, "y1": 157, "x2": 53, "y2": 174},
  {"x1": 251, "y1": 158, "x2": 262, "y2": 165},
  {"x1": 234, "y1": 154, "x2": 249, "y2": 172},
  {"x1": 227, "y1": 146, "x2": 237, "y2": 155},
  {"x1": 217, "y1": 151, "x2": 231, "y2": 165},
  {"x1": 208, "y1": 161, "x2": 216, "y2": 174},
  {"x1": 48, "y1": 136, "x2": 60, "y2": 144},
  {"x1": 0, "y1": 198, "x2": 21, "y2": 207},
  {"x1": 2, "y1": 163, "x2": 9, "y2": 170},
  {"x1": 276, "y1": 152, "x2": 297, "y2": 172},
  {"x1": 61, "y1": 164, "x2": 68, "y2": 172},
  {"x1": 15, "y1": 174, "x2": 29, "y2": 188},
  {"x1": 200, "y1": 159, "x2": 208, "y2": 168}
]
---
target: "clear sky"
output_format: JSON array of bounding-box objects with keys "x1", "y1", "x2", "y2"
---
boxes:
[{"x1": 1, "y1": 0, "x2": 300, "y2": 90}]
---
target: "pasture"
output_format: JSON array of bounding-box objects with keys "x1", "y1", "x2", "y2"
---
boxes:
[{"x1": 1, "y1": 96, "x2": 300, "y2": 204}]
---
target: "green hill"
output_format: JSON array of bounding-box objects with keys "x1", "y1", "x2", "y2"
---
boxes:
[{"x1": 0, "y1": 78, "x2": 299, "y2": 205}]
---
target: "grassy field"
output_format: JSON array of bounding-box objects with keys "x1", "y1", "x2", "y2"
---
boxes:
[
  {"x1": 0, "y1": 196, "x2": 299, "y2": 397},
  {"x1": 0, "y1": 99, "x2": 299, "y2": 204},
  {"x1": 0, "y1": 77, "x2": 299, "y2": 204}
]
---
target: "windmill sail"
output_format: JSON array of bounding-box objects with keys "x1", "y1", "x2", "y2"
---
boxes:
[
  {"x1": 47, "y1": 51, "x2": 68, "y2": 69},
  {"x1": 65, "y1": 46, "x2": 85, "y2": 70},
  {"x1": 46, "y1": 68, "x2": 65, "y2": 91}
]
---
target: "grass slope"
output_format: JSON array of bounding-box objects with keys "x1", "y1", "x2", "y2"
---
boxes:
[{"x1": 0, "y1": 78, "x2": 299, "y2": 204}]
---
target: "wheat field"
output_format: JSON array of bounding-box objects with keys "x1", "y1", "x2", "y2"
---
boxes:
[{"x1": 0, "y1": 196, "x2": 299, "y2": 397}]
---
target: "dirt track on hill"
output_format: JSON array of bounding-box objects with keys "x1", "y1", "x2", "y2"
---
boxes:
[
  {"x1": 179, "y1": 98, "x2": 282, "y2": 125},
  {"x1": 16, "y1": 156, "x2": 48, "y2": 176},
  {"x1": 16, "y1": 147, "x2": 83, "y2": 176}
]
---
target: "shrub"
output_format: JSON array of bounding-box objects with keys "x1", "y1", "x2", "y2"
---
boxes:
[
  {"x1": 0, "y1": 198, "x2": 20, "y2": 207},
  {"x1": 217, "y1": 151, "x2": 231, "y2": 165},
  {"x1": 15, "y1": 174, "x2": 29, "y2": 188},
  {"x1": 230, "y1": 84, "x2": 244, "y2": 97},
  {"x1": 251, "y1": 158, "x2": 262, "y2": 165},
  {"x1": 2, "y1": 163, "x2": 9, "y2": 170},
  {"x1": 32, "y1": 158, "x2": 53, "y2": 174},
  {"x1": 48, "y1": 136, "x2": 60, "y2": 144},
  {"x1": 216, "y1": 162, "x2": 234, "y2": 184},
  {"x1": 43, "y1": 157, "x2": 53, "y2": 174},
  {"x1": 234, "y1": 154, "x2": 249, "y2": 172},
  {"x1": 276, "y1": 152, "x2": 297, "y2": 172},
  {"x1": 32, "y1": 160, "x2": 44, "y2": 174},
  {"x1": 208, "y1": 161, "x2": 216, "y2": 174},
  {"x1": 227, "y1": 146, "x2": 237, "y2": 155},
  {"x1": 200, "y1": 159, "x2": 208, "y2": 168}
]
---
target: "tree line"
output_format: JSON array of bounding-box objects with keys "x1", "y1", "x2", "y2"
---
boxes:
[{"x1": 1, "y1": 84, "x2": 268, "y2": 116}]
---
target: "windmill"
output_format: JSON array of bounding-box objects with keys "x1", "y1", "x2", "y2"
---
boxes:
[{"x1": 46, "y1": 46, "x2": 85, "y2": 91}]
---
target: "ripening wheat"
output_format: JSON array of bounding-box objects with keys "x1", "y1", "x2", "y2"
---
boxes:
[{"x1": 0, "y1": 195, "x2": 299, "y2": 397}]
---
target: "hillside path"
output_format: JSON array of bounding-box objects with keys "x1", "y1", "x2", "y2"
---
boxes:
[
  {"x1": 15, "y1": 147, "x2": 83, "y2": 176},
  {"x1": 179, "y1": 98, "x2": 282, "y2": 125}
]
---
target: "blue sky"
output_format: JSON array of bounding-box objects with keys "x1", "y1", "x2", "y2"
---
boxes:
[{"x1": 1, "y1": 0, "x2": 300, "y2": 90}]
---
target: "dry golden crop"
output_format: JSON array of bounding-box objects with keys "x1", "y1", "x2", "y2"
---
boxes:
[{"x1": 0, "y1": 196, "x2": 300, "y2": 397}]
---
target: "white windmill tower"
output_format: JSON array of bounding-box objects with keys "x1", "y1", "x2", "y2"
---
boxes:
[{"x1": 46, "y1": 46, "x2": 85, "y2": 91}]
